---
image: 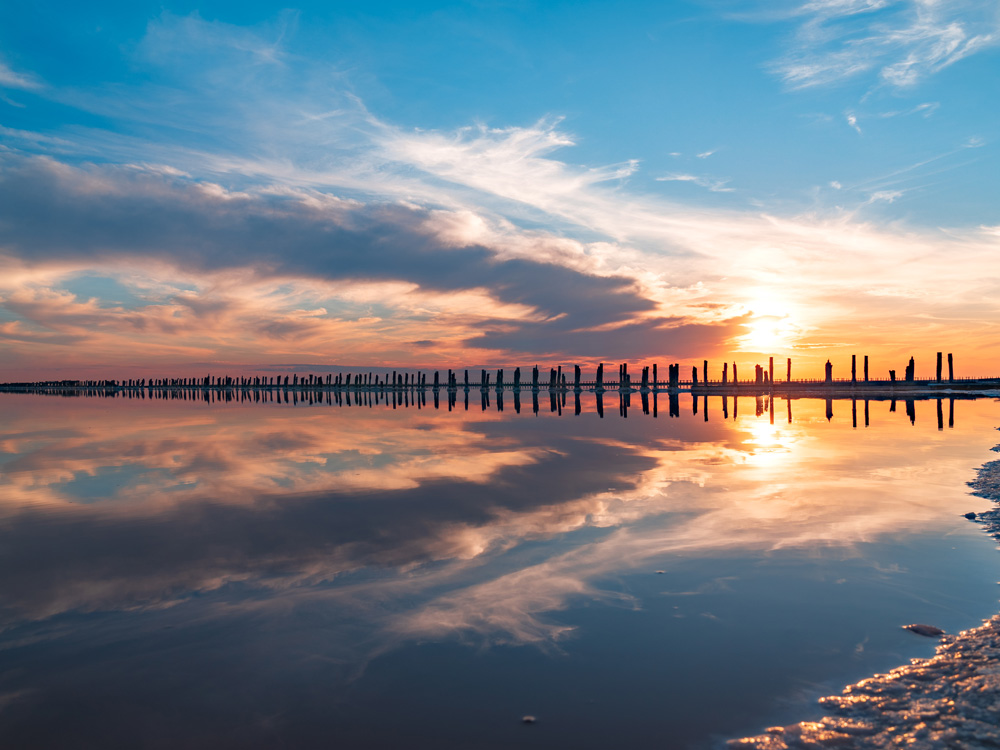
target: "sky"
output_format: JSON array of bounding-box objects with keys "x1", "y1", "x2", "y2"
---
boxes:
[{"x1": 1, "y1": 0, "x2": 998, "y2": 380}]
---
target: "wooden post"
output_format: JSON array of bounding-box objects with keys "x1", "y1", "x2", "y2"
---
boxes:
[
  {"x1": 704, "y1": 360, "x2": 709, "y2": 384},
  {"x1": 532, "y1": 366, "x2": 539, "y2": 388},
  {"x1": 864, "y1": 355, "x2": 869, "y2": 382},
  {"x1": 596, "y1": 363, "x2": 603, "y2": 387},
  {"x1": 936, "y1": 352, "x2": 942, "y2": 381},
  {"x1": 851, "y1": 355, "x2": 856, "y2": 383},
  {"x1": 890, "y1": 370, "x2": 896, "y2": 382},
  {"x1": 691, "y1": 366, "x2": 697, "y2": 386},
  {"x1": 574, "y1": 365, "x2": 581, "y2": 388},
  {"x1": 948, "y1": 353, "x2": 954, "y2": 382},
  {"x1": 824, "y1": 360, "x2": 832, "y2": 383},
  {"x1": 906, "y1": 357, "x2": 915, "y2": 382},
  {"x1": 722, "y1": 362, "x2": 728, "y2": 384},
  {"x1": 786, "y1": 358, "x2": 791, "y2": 382},
  {"x1": 514, "y1": 367, "x2": 521, "y2": 386},
  {"x1": 433, "y1": 371, "x2": 439, "y2": 388}
]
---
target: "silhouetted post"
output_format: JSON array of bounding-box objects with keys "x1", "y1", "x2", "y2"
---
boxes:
[
  {"x1": 465, "y1": 370, "x2": 469, "y2": 386},
  {"x1": 786, "y1": 358, "x2": 791, "y2": 382},
  {"x1": 948, "y1": 353, "x2": 954, "y2": 382},
  {"x1": 690, "y1": 367, "x2": 697, "y2": 386},
  {"x1": 732, "y1": 363, "x2": 738, "y2": 383},
  {"x1": 532, "y1": 366, "x2": 539, "y2": 389},
  {"x1": 851, "y1": 355, "x2": 857, "y2": 383},
  {"x1": 574, "y1": 365, "x2": 581, "y2": 388},
  {"x1": 906, "y1": 357, "x2": 915, "y2": 382},
  {"x1": 890, "y1": 370, "x2": 896, "y2": 382},
  {"x1": 704, "y1": 360, "x2": 709, "y2": 384},
  {"x1": 514, "y1": 367, "x2": 521, "y2": 386},
  {"x1": 824, "y1": 360, "x2": 832, "y2": 383},
  {"x1": 769, "y1": 357, "x2": 774, "y2": 385},
  {"x1": 549, "y1": 368, "x2": 556, "y2": 388},
  {"x1": 722, "y1": 362, "x2": 728, "y2": 385},
  {"x1": 596, "y1": 363, "x2": 604, "y2": 388},
  {"x1": 557, "y1": 365, "x2": 563, "y2": 389},
  {"x1": 669, "y1": 363, "x2": 679, "y2": 388},
  {"x1": 863, "y1": 355, "x2": 869, "y2": 382},
  {"x1": 936, "y1": 352, "x2": 943, "y2": 381},
  {"x1": 434, "y1": 371, "x2": 439, "y2": 388},
  {"x1": 642, "y1": 367, "x2": 649, "y2": 389},
  {"x1": 652, "y1": 363, "x2": 658, "y2": 386}
]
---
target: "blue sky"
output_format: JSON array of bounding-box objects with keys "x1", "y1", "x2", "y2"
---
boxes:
[{"x1": 1, "y1": 1, "x2": 999, "y2": 377}]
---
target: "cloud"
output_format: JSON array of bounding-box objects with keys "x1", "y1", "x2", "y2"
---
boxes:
[
  {"x1": 656, "y1": 173, "x2": 734, "y2": 192},
  {"x1": 771, "y1": 0, "x2": 1000, "y2": 89},
  {"x1": 1, "y1": 11, "x2": 999, "y2": 374},
  {"x1": 0, "y1": 59, "x2": 42, "y2": 91},
  {"x1": 846, "y1": 113, "x2": 862, "y2": 133}
]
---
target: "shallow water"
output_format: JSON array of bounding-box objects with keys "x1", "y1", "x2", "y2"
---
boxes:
[{"x1": 0, "y1": 391, "x2": 998, "y2": 749}]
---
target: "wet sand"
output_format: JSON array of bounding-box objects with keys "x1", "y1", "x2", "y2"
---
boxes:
[{"x1": 729, "y1": 459, "x2": 1000, "y2": 749}]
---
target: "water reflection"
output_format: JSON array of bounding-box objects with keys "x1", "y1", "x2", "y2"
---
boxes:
[{"x1": 0, "y1": 393, "x2": 998, "y2": 748}]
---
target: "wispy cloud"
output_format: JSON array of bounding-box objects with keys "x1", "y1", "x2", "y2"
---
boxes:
[
  {"x1": 656, "y1": 173, "x2": 734, "y2": 192},
  {"x1": 772, "y1": 0, "x2": 1000, "y2": 89},
  {"x1": 0, "y1": 59, "x2": 43, "y2": 91}
]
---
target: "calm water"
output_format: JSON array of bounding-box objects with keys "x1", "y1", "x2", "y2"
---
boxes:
[{"x1": 1, "y1": 391, "x2": 999, "y2": 749}]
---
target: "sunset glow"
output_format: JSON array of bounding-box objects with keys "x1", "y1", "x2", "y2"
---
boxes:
[{"x1": 0, "y1": 3, "x2": 997, "y2": 379}]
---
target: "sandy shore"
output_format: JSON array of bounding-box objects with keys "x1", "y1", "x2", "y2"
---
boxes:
[{"x1": 728, "y1": 460, "x2": 1000, "y2": 750}]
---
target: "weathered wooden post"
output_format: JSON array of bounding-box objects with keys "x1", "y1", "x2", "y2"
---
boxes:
[
  {"x1": 669, "y1": 363, "x2": 679, "y2": 388},
  {"x1": 936, "y1": 352, "x2": 942, "y2": 381},
  {"x1": 574, "y1": 364, "x2": 581, "y2": 389},
  {"x1": 652, "y1": 363, "x2": 658, "y2": 386},
  {"x1": 864, "y1": 355, "x2": 869, "y2": 382},
  {"x1": 786, "y1": 358, "x2": 791, "y2": 382},
  {"x1": 514, "y1": 367, "x2": 521, "y2": 386},
  {"x1": 722, "y1": 362, "x2": 728, "y2": 384},
  {"x1": 434, "y1": 371, "x2": 440, "y2": 388},
  {"x1": 851, "y1": 355, "x2": 856, "y2": 383},
  {"x1": 549, "y1": 368, "x2": 557, "y2": 388},
  {"x1": 557, "y1": 366, "x2": 562, "y2": 389},
  {"x1": 704, "y1": 360, "x2": 709, "y2": 384},
  {"x1": 497, "y1": 369, "x2": 503, "y2": 388},
  {"x1": 732, "y1": 363, "x2": 738, "y2": 383},
  {"x1": 824, "y1": 360, "x2": 833, "y2": 383},
  {"x1": 691, "y1": 366, "x2": 697, "y2": 386},
  {"x1": 906, "y1": 357, "x2": 915, "y2": 382},
  {"x1": 533, "y1": 366, "x2": 539, "y2": 389},
  {"x1": 890, "y1": 369, "x2": 896, "y2": 382},
  {"x1": 755, "y1": 364, "x2": 762, "y2": 385},
  {"x1": 768, "y1": 357, "x2": 773, "y2": 385},
  {"x1": 641, "y1": 367, "x2": 649, "y2": 389},
  {"x1": 948, "y1": 353, "x2": 954, "y2": 382},
  {"x1": 937, "y1": 398, "x2": 943, "y2": 430},
  {"x1": 596, "y1": 363, "x2": 604, "y2": 387}
]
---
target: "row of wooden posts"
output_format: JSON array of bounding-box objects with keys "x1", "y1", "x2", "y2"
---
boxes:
[{"x1": 3, "y1": 353, "x2": 959, "y2": 392}]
